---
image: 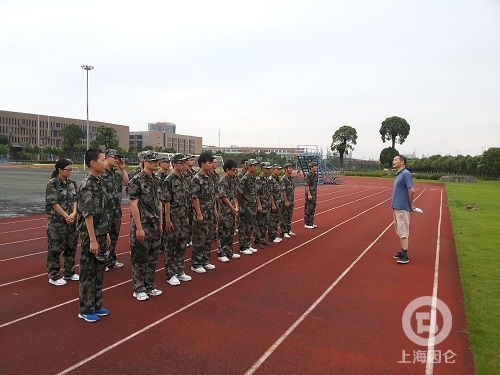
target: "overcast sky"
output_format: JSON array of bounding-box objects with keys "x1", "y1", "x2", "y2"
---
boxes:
[{"x1": 1, "y1": 0, "x2": 499, "y2": 159}]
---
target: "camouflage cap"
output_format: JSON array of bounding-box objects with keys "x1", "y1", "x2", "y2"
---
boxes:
[
  {"x1": 308, "y1": 161, "x2": 318, "y2": 167},
  {"x1": 283, "y1": 163, "x2": 292, "y2": 168},
  {"x1": 142, "y1": 150, "x2": 160, "y2": 162},
  {"x1": 105, "y1": 149, "x2": 123, "y2": 158},
  {"x1": 261, "y1": 162, "x2": 272, "y2": 169},
  {"x1": 273, "y1": 164, "x2": 282, "y2": 169},
  {"x1": 247, "y1": 159, "x2": 259, "y2": 166},
  {"x1": 137, "y1": 151, "x2": 148, "y2": 161},
  {"x1": 171, "y1": 153, "x2": 187, "y2": 163},
  {"x1": 158, "y1": 153, "x2": 170, "y2": 162},
  {"x1": 184, "y1": 154, "x2": 195, "y2": 160}
]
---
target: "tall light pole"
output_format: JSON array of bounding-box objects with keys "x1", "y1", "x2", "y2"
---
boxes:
[{"x1": 81, "y1": 65, "x2": 94, "y2": 149}]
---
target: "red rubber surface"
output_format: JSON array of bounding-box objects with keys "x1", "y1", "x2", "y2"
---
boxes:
[{"x1": 0, "y1": 178, "x2": 475, "y2": 374}]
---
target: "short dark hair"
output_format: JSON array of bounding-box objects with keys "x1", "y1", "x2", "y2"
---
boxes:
[
  {"x1": 85, "y1": 148, "x2": 103, "y2": 168},
  {"x1": 198, "y1": 152, "x2": 214, "y2": 167},
  {"x1": 223, "y1": 159, "x2": 238, "y2": 172},
  {"x1": 241, "y1": 159, "x2": 248, "y2": 166},
  {"x1": 397, "y1": 155, "x2": 407, "y2": 164}
]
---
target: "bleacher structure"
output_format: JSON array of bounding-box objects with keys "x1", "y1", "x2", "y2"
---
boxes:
[{"x1": 296, "y1": 145, "x2": 343, "y2": 185}]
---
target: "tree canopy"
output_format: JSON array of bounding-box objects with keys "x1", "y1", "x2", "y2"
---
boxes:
[
  {"x1": 61, "y1": 124, "x2": 84, "y2": 150},
  {"x1": 379, "y1": 147, "x2": 399, "y2": 168},
  {"x1": 95, "y1": 126, "x2": 119, "y2": 150},
  {"x1": 379, "y1": 116, "x2": 410, "y2": 149},
  {"x1": 330, "y1": 125, "x2": 358, "y2": 169}
]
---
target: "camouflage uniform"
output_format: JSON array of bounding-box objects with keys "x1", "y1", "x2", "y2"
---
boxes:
[
  {"x1": 304, "y1": 171, "x2": 318, "y2": 226},
  {"x1": 156, "y1": 169, "x2": 170, "y2": 184},
  {"x1": 128, "y1": 171, "x2": 162, "y2": 294},
  {"x1": 237, "y1": 173, "x2": 258, "y2": 250},
  {"x1": 183, "y1": 167, "x2": 196, "y2": 239},
  {"x1": 255, "y1": 174, "x2": 272, "y2": 246},
  {"x1": 217, "y1": 174, "x2": 237, "y2": 257},
  {"x1": 209, "y1": 170, "x2": 220, "y2": 242},
  {"x1": 191, "y1": 172, "x2": 216, "y2": 268},
  {"x1": 161, "y1": 172, "x2": 190, "y2": 280},
  {"x1": 77, "y1": 174, "x2": 110, "y2": 315},
  {"x1": 100, "y1": 167, "x2": 125, "y2": 267},
  {"x1": 45, "y1": 177, "x2": 79, "y2": 280},
  {"x1": 270, "y1": 175, "x2": 284, "y2": 240},
  {"x1": 281, "y1": 174, "x2": 296, "y2": 233}
]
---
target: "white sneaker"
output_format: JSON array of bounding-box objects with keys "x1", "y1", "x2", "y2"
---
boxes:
[
  {"x1": 272, "y1": 238, "x2": 282, "y2": 243},
  {"x1": 313, "y1": 224, "x2": 317, "y2": 228},
  {"x1": 133, "y1": 292, "x2": 149, "y2": 301},
  {"x1": 204, "y1": 263, "x2": 216, "y2": 270},
  {"x1": 177, "y1": 273, "x2": 192, "y2": 282},
  {"x1": 146, "y1": 288, "x2": 163, "y2": 296},
  {"x1": 105, "y1": 266, "x2": 110, "y2": 272},
  {"x1": 241, "y1": 249, "x2": 253, "y2": 255},
  {"x1": 112, "y1": 261, "x2": 124, "y2": 269},
  {"x1": 283, "y1": 233, "x2": 291, "y2": 239},
  {"x1": 231, "y1": 253, "x2": 241, "y2": 259},
  {"x1": 49, "y1": 278, "x2": 67, "y2": 286},
  {"x1": 289, "y1": 231, "x2": 296, "y2": 236},
  {"x1": 249, "y1": 247, "x2": 258, "y2": 253},
  {"x1": 186, "y1": 241, "x2": 192, "y2": 247},
  {"x1": 166, "y1": 275, "x2": 181, "y2": 286},
  {"x1": 63, "y1": 274, "x2": 80, "y2": 281},
  {"x1": 218, "y1": 256, "x2": 230, "y2": 263},
  {"x1": 304, "y1": 225, "x2": 314, "y2": 229},
  {"x1": 191, "y1": 266, "x2": 207, "y2": 273}
]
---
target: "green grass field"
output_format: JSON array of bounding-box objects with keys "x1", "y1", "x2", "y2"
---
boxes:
[{"x1": 446, "y1": 181, "x2": 500, "y2": 374}]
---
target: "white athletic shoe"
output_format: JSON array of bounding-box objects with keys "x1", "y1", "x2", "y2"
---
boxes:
[
  {"x1": 218, "y1": 256, "x2": 230, "y2": 263},
  {"x1": 63, "y1": 274, "x2": 80, "y2": 281},
  {"x1": 304, "y1": 225, "x2": 314, "y2": 229},
  {"x1": 249, "y1": 247, "x2": 258, "y2": 253},
  {"x1": 191, "y1": 266, "x2": 207, "y2": 273},
  {"x1": 283, "y1": 233, "x2": 291, "y2": 239},
  {"x1": 177, "y1": 273, "x2": 192, "y2": 282},
  {"x1": 272, "y1": 237, "x2": 282, "y2": 243},
  {"x1": 231, "y1": 253, "x2": 241, "y2": 259},
  {"x1": 313, "y1": 224, "x2": 318, "y2": 228},
  {"x1": 105, "y1": 266, "x2": 110, "y2": 272},
  {"x1": 49, "y1": 278, "x2": 67, "y2": 286},
  {"x1": 289, "y1": 231, "x2": 296, "y2": 236},
  {"x1": 166, "y1": 275, "x2": 181, "y2": 286},
  {"x1": 146, "y1": 288, "x2": 163, "y2": 296},
  {"x1": 204, "y1": 263, "x2": 216, "y2": 270},
  {"x1": 240, "y1": 249, "x2": 253, "y2": 255},
  {"x1": 133, "y1": 292, "x2": 149, "y2": 301}
]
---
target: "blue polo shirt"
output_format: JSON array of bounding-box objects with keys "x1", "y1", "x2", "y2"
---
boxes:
[{"x1": 391, "y1": 168, "x2": 413, "y2": 212}]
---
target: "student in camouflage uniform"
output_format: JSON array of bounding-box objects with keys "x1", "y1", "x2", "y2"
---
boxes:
[
  {"x1": 209, "y1": 158, "x2": 220, "y2": 243},
  {"x1": 156, "y1": 153, "x2": 171, "y2": 184},
  {"x1": 234, "y1": 159, "x2": 248, "y2": 234},
  {"x1": 77, "y1": 148, "x2": 111, "y2": 323},
  {"x1": 237, "y1": 159, "x2": 259, "y2": 255},
  {"x1": 217, "y1": 159, "x2": 241, "y2": 262},
  {"x1": 190, "y1": 152, "x2": 217, "y2": 273},
  {"x1": 281, "y1": 163, "x2": 296, "y2": 237},
  {"x1": 304, "y1": 162, "x2": 319, "y2": 229},
  {"x1": 269, "y1": 165, "x2": 285, "y2": 243},
  {"x1": 183, "y1": 154, "x2": 196, "y2": 247},
  {"x1": 255, "y1": 162, "x2": 274, "y2": 248},
  {"x1": 128, "y1": 151, "x2": 163, "y2": 301},
  {"x1": 45, "y1": 158, "x2": 79, "y2": 286},
  {"x1": 101, "y1": 149, "x2": 129, "y2": 271},
  {"x1": 161, "y1": 153, "x2": 193, "y2": 286}
]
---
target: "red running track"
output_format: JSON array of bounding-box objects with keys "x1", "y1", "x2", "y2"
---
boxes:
[{"x1": 0, "y1": 177, "x2": 475, "y2": 374}]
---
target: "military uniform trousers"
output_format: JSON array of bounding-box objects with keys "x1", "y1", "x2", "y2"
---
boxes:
[
  {"x1": 79, "y1": 233, "x2": 107, "y2": 314},
  {"x1": 107, "y1": 205, "x2": 122, "y2": 267},
  {"x1": 238, "y1": 208, "x2": 257, "y2": 250},
  {"x1": 218, "y1": 213, "x2": 235, "y2": 257},
  {"x1": 46, "y1": 220, "x2": 79, "y2": 280},
  {"x1": 282, "y1": 202, "x2": 294, "y2": 233},
  {"x1": 164, "y1": 214, "x2": 190, "y2": 279},
  {"x1": 192, "y1": 218, "x2": 215, "y2": 268},
  {"x1": 130, "y1": 221, "x2": 162, "y2": 294},
  {"x1": 256, "y1": 210, "x2": 270, "y2": 245},
  {"x1": 304, "y1": 195, "x2": 317, "y2": 226},
  {"x1": 269, "y1": 203, "x2": 283, "y2": 240}
]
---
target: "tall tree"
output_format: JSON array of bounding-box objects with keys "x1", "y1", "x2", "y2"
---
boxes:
[
  {"x1": 330, "y1": 125, "x2": 358, "y2": 170},
  {"x1": 380, "y1": 147, "x2": 399, "y2": 169},
  {"x1": 95, "y1": 126, "x2": 119, "y2": 150},
  {"x1": 477, "y1": 147, "x2": 500, "y2": 178},
  {"x1": 379, "y1": 116, "x2": 411, "y2": 149},
  {"x1": 61, "y1": 124, "x2": 84, "y2": 150}
]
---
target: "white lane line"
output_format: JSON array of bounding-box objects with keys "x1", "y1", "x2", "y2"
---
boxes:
[
  {"x1": 245, "y1": 188, "x2": 427, "y2": 374},
  {"x1": 54, "y1": 196, "x2": 392, "y2": 375},
  {"x1": 425, "y1": 189, "x2": 444, "y2": 375},
  {"x1": 0, "y1": 190, "x2": 390, "y2": 328}
]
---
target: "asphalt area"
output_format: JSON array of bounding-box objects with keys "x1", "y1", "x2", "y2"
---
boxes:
[{"x1": 0, "y1": 177, "x2": 474, "y2": 374}]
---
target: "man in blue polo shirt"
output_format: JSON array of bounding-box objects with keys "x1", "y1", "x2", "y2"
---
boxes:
[{"x1": 391, "y1": 155, "x2": 415, "y2": 264}]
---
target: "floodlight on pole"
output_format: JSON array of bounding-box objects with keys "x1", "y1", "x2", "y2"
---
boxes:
[{"x1": 81, "y1": 65, "x2": 94, "y2": 150}]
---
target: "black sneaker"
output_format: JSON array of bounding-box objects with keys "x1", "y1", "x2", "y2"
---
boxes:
[
  {"x1": 397, "y1": 255, "x2": 410, "y2": 264},
  {"x1": 393, "y1": 251, "x2": 403, "y2": 259}
]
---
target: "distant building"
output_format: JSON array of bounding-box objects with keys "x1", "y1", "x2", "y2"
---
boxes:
[
  {"x1": 0, "y1": 110, "x2": 129, "y2": 149},
  {"x1": 148, "y1": 122, "x2": 176, "y2": 133},
  {"x1": 130, "y1": 131, "x2": 202, "y2": 155},
  {"x1": 203, "y1": 145, "x2": 305, "y2": 156}
]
